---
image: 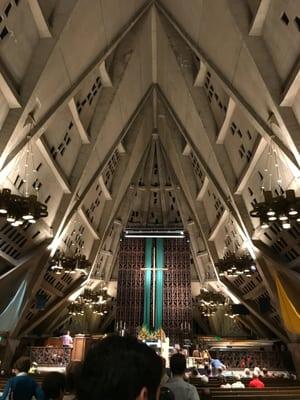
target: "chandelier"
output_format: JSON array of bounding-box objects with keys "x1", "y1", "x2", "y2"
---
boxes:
[
  {"x1": 249, "y1": 139, "x2": 300, "y2": 230},
  {"x1": 0, "y1": 189, "x2": 48, "y2": 227},
  {"x1": 250, "y1": 189, "x2": 300, "y2": 230},
  {"x1": 68, "y1": 301, "x2": 85, "y2": 316},
  {"x1": 196, "y1": 290, "x2": 226, "y2": 306},
  {"x1": 73, "y1": 285, "x2": 110, "y2": 308},
  {"x1": 49, "y1": 251, "x2": 90, "y2": 275},
  {"x1": 216, "y1": 251, "x2": 256, "y2": 278},
  {"x1": 0, "y1": 136, "x2": 48, "y2": 227},
  {"x1": 69, "y1": 290, "x2": 110, "y2": 317}
]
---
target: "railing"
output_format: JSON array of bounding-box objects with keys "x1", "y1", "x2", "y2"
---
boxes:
[
  {"x1": 29, "y1": 346, "x2": 71, "y2": 366},
  {"x1": 210, "y1": 350, "x2": 293, "y2": 370}
]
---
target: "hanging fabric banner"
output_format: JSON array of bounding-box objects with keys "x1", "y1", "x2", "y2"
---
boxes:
[
  {"x1": 143, "y1": 238, "x2": 152, "y2": 330},
  {"x1": 155, "y1": 238, "x2": 164, "y2": 330},
  {"x1": 275, "y1": 273, "x2": 300, "y2": 334}
]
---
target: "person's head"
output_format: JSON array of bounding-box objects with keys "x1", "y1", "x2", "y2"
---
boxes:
[
  {"x1": 234, "y1": 374, "x2": 241, "y2": 382},
  {"x1": 65, "y1": 361, "x2": 82, "y2": 394},
  {"x1": 169, "y1": 353, "x2": 186, "y2": 376},
  {"x1": 42, "y1": 372, "x2": 66, "y2": 400},
  {"x1": 14, "y1": 357, "x2": 31, "y2": 373},
  {"x1": 191, "y1": 367, "x2": 198, "y2": 377},
  {"x1": 252, "y1": 372, "x2": 259, "y2": 379},
  {"x1": 66, "y1": 330, "x2": 70, "y2": 336},
  {"x1": 244, "y1": 368, "x2": 250, "y2": 376},
  {"x1": 77, "y1": 335, "x2": 162, "y2": 400},
  {"x1": 262, "y1": 368, "x2": 268, "y2": 375}
]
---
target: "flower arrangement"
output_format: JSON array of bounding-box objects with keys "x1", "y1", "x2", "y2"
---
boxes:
[{"x1": 137, "y1": 326, "x2": 166, "y2": 341}]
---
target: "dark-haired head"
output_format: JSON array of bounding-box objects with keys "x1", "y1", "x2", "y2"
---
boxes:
[
  {"x1": 170, "y1": 353, "x2": 186, "y2": 376},
  {"x1": 14, "y1": 357, "x2": 31, "y2": 373},
  {"x1": 42, "y1": 372, "x2": 66, "y2": 400},
  {"x1": 77, "y1": 335, "x2": 163, "y2": 400}
]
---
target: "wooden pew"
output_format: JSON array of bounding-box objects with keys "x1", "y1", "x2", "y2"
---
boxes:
[{"x1": 198, "y1": 387, "x2": 300, "y2": 400}]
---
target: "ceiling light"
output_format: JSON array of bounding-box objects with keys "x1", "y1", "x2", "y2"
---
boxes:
[
  {"x1": 261, "y1": 221, "x2": 269, "y2": 229},
  {"x1": 268, "y1": 216, "x2": 277, "y2": 221},
  {"x1": 6, "y1": 215, "x2": 16, "y2": 223},
  {"x1": 22, "y1": 211, "x2": 34, "y2": 220},
  {"x1": 282, "y1": 222, "x2": 291, "y2": 229},
  {"x1": 289, "y1": 209, "x2": 298, "y2": 216},
  {"x1": 279, "y1": 214, "x2": 288, "y2": 221},
  {"x1": 250, "y1": 189, "x2": 300, "y2": 230}
]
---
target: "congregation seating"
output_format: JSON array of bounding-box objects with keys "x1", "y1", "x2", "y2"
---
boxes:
[
  {"x1": 189, "y1": 377, "x2": 300, "y2": 400},
  {"x1": 190, "y1": 377, "x2": 300, "y2": 388}
]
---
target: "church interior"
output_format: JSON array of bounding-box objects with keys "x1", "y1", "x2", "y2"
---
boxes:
[{"x1": 1, "y1": 0, "x2": 300, "y2": 398}]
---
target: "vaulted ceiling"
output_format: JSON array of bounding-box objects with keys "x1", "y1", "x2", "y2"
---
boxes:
[{"x1": 0, "y1": 0, "x2": 300, "y2": 341}]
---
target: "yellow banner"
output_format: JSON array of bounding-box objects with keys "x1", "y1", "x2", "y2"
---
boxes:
[{"x1": 275, "y1": 274, "x2": 300, "y2": 334}]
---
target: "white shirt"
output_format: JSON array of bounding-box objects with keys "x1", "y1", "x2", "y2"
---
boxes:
[
  {"x1": 220, "y1": 383, "x2": 231, "y2": 389},
  {"x1": 231, "y1": 381, "x2": 245, "y2": 388}
]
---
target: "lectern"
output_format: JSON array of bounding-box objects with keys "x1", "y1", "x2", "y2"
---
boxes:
[{"x1": 71, "y1": 334, "x2": 93, "y2": 362}]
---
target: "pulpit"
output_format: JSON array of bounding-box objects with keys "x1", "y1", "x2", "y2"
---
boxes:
[{"x1": 71, "y1": 334, "x2": 93, "y2": 362}]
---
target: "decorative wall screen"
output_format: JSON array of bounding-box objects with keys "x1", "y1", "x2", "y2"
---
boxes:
[
  {"x1": 116, "y1": 237, "x2": 192, "y2": 340},
  {"x1": 116, "y1": 238, "x2": 145, "y2": 335},
  {"x1": 163, "y1": 239, "x2": 192, "y2": 342}
]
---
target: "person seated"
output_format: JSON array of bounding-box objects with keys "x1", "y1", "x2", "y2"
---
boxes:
[
  {"x1": 248, "y1": 372, "x2": 265, "y2": 388},
  {"x1": 190, "y1": 367, "x2": 200, "y2": 378},
  {"x1": 76, "y1": 335, "x2": 162, "y2": 400},
  {"x1": 253, "y1": 366, "x2": 262, "y2": 376},
  {"x1": 231, "y1": 374, "x2": 245, "y2": 389},
  {"x1": 241, "y1": 368, "x2": 252, "y2": 378},
  {"x1": 203, "y1": 365, "x2": 212, "y2": 377},
  {"x1": 220, "y1": 376, "x2": 231, "y2": 389},
  {"x1": 42, "y1": 372, "x2": 66, "y2": 400},
  {"x1": 262, "y1": 367, "x2": 272, "y2": 378},
  {"x1": 210, "y1": 358, "x2": 226, "y2": 376},
  {"x1": 290, "y1": 373, "x2": 297, "y2": 380},
  {"x1": 198, "y1": 374, "x2": 209, "y2": 385},
  {"x1": 0, "y1": 357, "x2": 43, "y2": 400},
  {"x1": 163, "y1": 353, "x2": 199, "y2": 400}
]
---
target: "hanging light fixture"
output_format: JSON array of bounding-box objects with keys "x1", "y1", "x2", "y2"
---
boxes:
[
  {"x1": 48, "y1": 250, "x2": 90, "y2": 275},
  {"x1": 249, "y1": 140, "x2": 300, "y2": 230},
  {"x1": 216, "y1": 251, "x2": 256, "y2": 278},
  {"x1": 250, "y1": 189, "x2": 300, "y2": 230},
  {"x1": 0, "y1": 135, "x2": 48, "y2": 227}
]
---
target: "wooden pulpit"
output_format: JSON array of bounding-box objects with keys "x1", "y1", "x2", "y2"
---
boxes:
[{"x1": 71, "y1": 334, "x2": 93, "y2": 362}]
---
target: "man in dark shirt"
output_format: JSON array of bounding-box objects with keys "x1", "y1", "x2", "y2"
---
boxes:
[{"x1": 163, "y1": 353, "x2": 199, "y2": 400}]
